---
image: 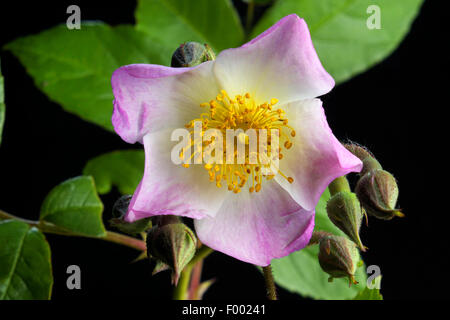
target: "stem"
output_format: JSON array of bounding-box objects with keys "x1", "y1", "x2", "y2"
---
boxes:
[
  {"x1": 262, "y1": 264, "x2": 277, "y2": 300},
  {"x1": 173, "y1": 264, "x2": 193, "y2": 300},
  {"x1": 245, "y1": 1, "x2": 255, "y2": 38},
  {"x1": 173, "y1": 245, "x2": 214, "y2": 300},
  {"x1": 0, "y1": 209, "x2": 146, "y2": 251},
  {"x1": 188, "y1": 260, "x2": 204, "y2": 299},
  {"x1": 328, "y1": 176, "x2": 351, "y2": 196}
]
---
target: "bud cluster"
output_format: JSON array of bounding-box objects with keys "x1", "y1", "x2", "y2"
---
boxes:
[
  {"x1": 313, "y1": 142, "x2": 403, "y2": 285},
  {"x1": 345, "y1": 143, "x2": 403, "y2": 220}
]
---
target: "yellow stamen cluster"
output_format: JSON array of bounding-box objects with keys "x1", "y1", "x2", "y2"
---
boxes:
[{"x1": 183, "y1": 90, "x2": 295, "y2": 193}]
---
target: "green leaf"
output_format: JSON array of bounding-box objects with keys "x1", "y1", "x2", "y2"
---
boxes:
[
  {"x1": 40, "y1": 176, "x2": 106, "y2": 237},
  {"x1": 135, "y1": 0, "x2": 245, "y2": 53},
  {"x1": 0, "y1": 57, "x2": 5, "y2": 146},
  {"x1": 0, "y1": 220, "x2": 53, "y2": 300},
  {"x1": 4, "y1": 23, "x2": 167, "y2": 131},
  {"x1": 353, "y1": 276, "x2": 383, "y2": 300},
  {"x1": 83, "y1": 150, "x2": 145, "y2": 195},
  {"x1": 251, "y1": 0, "x2": 423, "y2": 84},
  {"x1": 271, "y1": 189, "x2": 367, "y2": 300}
]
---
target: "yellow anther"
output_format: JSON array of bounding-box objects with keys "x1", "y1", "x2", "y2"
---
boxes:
[
  {"x1": 182, "y1": 164, "x2": 190, "y2": 168},
  {"x1": 185, "y1": 90, "x2": 294, "y2": 194},
  {"x1": 205, "y1": 163, "x2": 213, "y2": 170},
  {"x1": 284, "y1": 141, "x2": 292, "y2": 149},
  {"x1": 287, "y1": 177, "x2": 294, "y2": 184}
]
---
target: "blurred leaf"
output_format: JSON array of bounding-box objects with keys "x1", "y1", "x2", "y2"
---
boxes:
[
  {"x1": 353, "y1": 276, "x2": 383, "y2": 300},
  {"x1": 0, "y1": 58, "x2": 5, "y2": 146},
  {"x1": 135, "y1": 0, "x2": 245, "y2": 53},
  {"x1": 252, "y1": 0, "x2": 423, "y2": 84},
  {"x1": 0, "y1": 220, "x2": 53, "y2": 300},
  {"x1": 271, "y1": 189, "x2": 368, "y2": 300},
  {"x1": 241, "y1": 0, "x2": 273, "y2": 4},
  {"x1": 83, "y1": 150, "x2": 144, "y2": 195},
  {"x1": 4, "y1": 23, "x2": 167, "y2": 131},
  {"x1": 40, "y1": 176, "x2": 106, "y2": 237}
]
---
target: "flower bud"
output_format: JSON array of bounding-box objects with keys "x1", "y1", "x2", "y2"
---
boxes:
[
  {"x1": 326, "y1": 191, "x2": 366, "y2": 251},
  {"x1": 344, "y1": 143, "x2": 382, "y2": 176},
  {"x1": 171, "y1": 42, "x2": 216, "y2": 68},
  {"x1": 146, "y1": 217, "x2": 197, "y2": 285},
  {"x1": 355, "y1": 169, "x2": 404, "y2": 220},
  {"x1": 318, "y1": 235, "x2": 360, "y2": 286},
  {"x1": 109, "y1": 195, "x2": 152, "y2": 235}
]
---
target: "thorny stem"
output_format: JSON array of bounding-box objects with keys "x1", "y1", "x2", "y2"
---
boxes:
[
  {"x1": 262, "y1": 264, "x2": 277, "y2": 300},
  {"x1": 173, "y1": 245, "x2": 214, "y2": 300},
  {"x1": 0, "y1": 208, "x2": 146, "y2": 251}
]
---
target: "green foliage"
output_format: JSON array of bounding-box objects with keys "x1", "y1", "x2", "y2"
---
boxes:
[
  {"x1": 271, "y1": 189, "x2": 367, "y2": 300},
  {"x1": 252, "y1": 0, "x2": 423, "y2": 84},
  {"x1": 40, "y1": 176, "x2": 106, "y2": 237},
  {"x1": 0, "y1": 58, "x2": 5, "y2": 146},
  {"x1": 0, "y1": 220, "x2": 53, "y2": 300},
  {"x1": 83, "y1": 150, "x2": 145, "y2": 195},
  {"x1": 4, "y1": 23, "x2": 166, "y2": 131},
  {"x1": 135, "y1": 0, "x2": 244, "y2": 53}
]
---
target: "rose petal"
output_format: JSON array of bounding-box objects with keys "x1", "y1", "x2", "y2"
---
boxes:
[
  {"x1": 195, "y1": 180, "x2": 315, "y2": 266},
  {"x1": 275, "y1": 99, "x2": 363, "y2": 211},
  {"x1": 213, "y1": 14, "x2": 334, "y2": 105},
  {"x1": 125, "y1": 129, "x2": 228, "y2": 222},
  {"x1": 112, "y1": 62, "x2": 219, "y2": 144}
]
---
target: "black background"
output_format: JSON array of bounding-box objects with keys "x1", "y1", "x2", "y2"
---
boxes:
[{"x1": 0, "y1": 0, "x2": 446, "y2": 301}]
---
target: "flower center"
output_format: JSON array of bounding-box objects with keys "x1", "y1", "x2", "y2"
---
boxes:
[{"x1": 182, "y1": 90, "x2": 294, "y2": 194}]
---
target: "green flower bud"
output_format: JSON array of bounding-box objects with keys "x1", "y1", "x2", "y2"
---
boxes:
[
  {"x1": 146, "y1": 217, "x2": 197, "y2": 285},
  {"x1": 355, "y1": 169, "x2": 404, "y2": 220},
  {"x1": 318, "y1": 235, "x2": 360, "y2": 286},
  {"x1": 344, "y1": 143, "x2": 374, "y2": 162},
  {"x1": 109, "y1": 195, "x2": 152, "y2": 235},
  {"x1": 171, "y1": 42, "x2": 216, "y2": 68},
  {"x1": 149, "y1": 258, "x2": 170, "y2": 276},
  {"x1": 344, "y1": 143, "x2": 382, "y2": 176},
  {"x1": 326, "y1": 191, "x2": 366, "y2": 251}
]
